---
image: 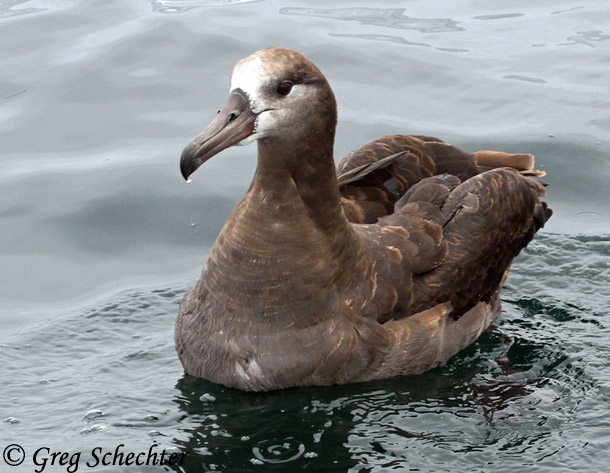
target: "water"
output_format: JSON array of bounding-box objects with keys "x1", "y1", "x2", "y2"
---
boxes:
[{"x1": 1, "y1": 1, "x2": 609, "y2": 472}]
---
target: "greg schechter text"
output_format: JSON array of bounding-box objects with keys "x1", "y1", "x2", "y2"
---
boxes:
[{"x1": 32, "y1": 444, "x2": 187, "y2": 472}]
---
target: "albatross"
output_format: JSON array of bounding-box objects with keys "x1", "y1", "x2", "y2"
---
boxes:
[{"x1": 176, "y1": 47, "x2": 551, "y2": 391}]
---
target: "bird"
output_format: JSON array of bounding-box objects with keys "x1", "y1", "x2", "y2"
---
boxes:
[{"x1": 176, "y1": 47, "x2": 551, "y2": 392}]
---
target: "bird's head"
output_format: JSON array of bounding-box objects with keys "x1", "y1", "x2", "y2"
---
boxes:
[{"x1": 180, "y1": 47, "x2": 336, "y2": 180}]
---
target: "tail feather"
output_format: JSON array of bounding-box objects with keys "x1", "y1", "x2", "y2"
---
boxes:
[{"x1": 473, "y1": 150, "x2": 546, "y2": 176}]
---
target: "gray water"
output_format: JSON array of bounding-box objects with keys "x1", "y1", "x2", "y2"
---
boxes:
[{"x1": 1, "y1": 1, "x2": 609, "y2": 472}]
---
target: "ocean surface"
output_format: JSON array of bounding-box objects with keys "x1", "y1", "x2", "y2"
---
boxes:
[{"x1": 1, "y1": 1, "x2": 609, "y2": 472}]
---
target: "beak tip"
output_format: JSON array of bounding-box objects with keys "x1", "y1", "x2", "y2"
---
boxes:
[
  {"x1": 180, "y1": 160, "x2": 190, "y2": 181},
  {"x1": 180, "y1": 143, "x2": 199, "y2": 181},
  {"x1": 180, "y1": 162, "x2": 191, "y2": 181}
]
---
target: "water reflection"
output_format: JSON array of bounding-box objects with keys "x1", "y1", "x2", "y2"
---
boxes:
[
  {"x1": 562, "y1": 30, "x2": 610, "y2": 48},
  {"x1": 2, "y1": 88, "x2": 27, "y2": 100},
  {"x1": 551, "y1": 5, "x2": 585, "y2": 15},
  {"x1": 331, "y1": 33, "x2": 431, "y2": 48},
  {"x1": 168, "y1": 315, "x2": 576, "y2": 471},
  {"x1": 170, "y1": 376, "x2": 359, "y2": 471},
  {"x1": 146, "y1": 0, "x2": 262, "y2": 13},
  {"x1": 0, "y1": 0, "x2": 44, "y2": 19},
  {"x1": 502, "y1": 74, "x2": 547, "y2": 84},
  {"x1": 331, "y1": 33, "x2": 469, "y2": 52},
  {"x1": 473, "y1": 13, "x2": 525, "y2": 20},
  {"x1": 279, "y1": 7, "x2": 463, "y2": 33}
]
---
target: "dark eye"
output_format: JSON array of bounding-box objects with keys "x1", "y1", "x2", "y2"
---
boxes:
[{"x1": 276, "y1": 80, "x2": 293, "y2": 96}]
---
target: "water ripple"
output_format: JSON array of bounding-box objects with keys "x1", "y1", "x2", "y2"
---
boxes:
[
  {"x1": 502, "y1": 74, "x2": 547, "y2": 84},
  {"x1": 252, "y1": 438, "x2": 306, "y2": 464},
  {"x1": 473, "y1": 13, "x2": 525, "y2": 21},
  {"x1": 562, "y1": 30, "x2": 610, "y2": 48},
  {"x1": 280, "y1": 7, "x2": 464, "y2": 33},
  {"x1": 0, "y1": 0, "x2": 44, "y2": 19},
  {"x1": 147, "y1": 0, "x2": 262, "y2": 13},
  {"x1": 570, "y1": 210, "x2": 608, "y2": 224}
]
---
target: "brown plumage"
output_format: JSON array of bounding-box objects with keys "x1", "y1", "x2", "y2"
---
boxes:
[{"x1": 176, "y1": 47, "x2": 551, "y2": 391}]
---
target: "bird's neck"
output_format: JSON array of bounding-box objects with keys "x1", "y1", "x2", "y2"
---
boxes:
[
  {"x1": 201, "y1": 133, "x2": 357, "y2": 314},
  {"x1": 250, "y1": 135, "x2": 345, "y2": 233}
]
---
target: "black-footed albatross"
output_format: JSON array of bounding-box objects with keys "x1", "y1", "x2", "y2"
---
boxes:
[{"x1": 176, "y1": 47, "x2": 551, "y2": 392}]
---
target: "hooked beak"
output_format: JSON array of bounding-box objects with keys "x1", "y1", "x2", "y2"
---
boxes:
[{"x1": 180, "y1": 89, "x2": 257, "y2": 180}]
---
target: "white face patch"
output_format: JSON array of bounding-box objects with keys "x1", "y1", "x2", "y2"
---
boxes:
[
  {"x1": 230, "y1": 55, "x2": 271, "y2": 115},
  {"x1": 226, "y1": 48, "x2": 323, "y2": 142},
  {"x1": 229, "y1": 55, "x2": 285, "y2": 141}
]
